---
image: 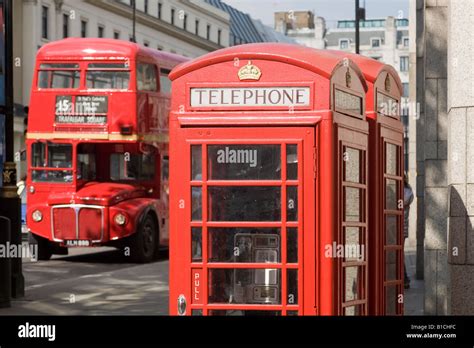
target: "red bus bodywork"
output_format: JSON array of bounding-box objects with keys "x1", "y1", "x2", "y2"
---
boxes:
[
  {"x1": 26, "y1": 38, "x2": 188, "y2": 262},
  {"x1": 167, "y1": 43, "x2": 397, "y2": 315}
]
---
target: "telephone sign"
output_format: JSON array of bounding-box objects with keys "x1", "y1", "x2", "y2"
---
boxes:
[{"x1": 190, "y1": 86, "x2": 311, "y2": 108}]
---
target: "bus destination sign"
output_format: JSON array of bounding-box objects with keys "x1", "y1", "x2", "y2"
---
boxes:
[{"x1": 55, "y1": 95, "x2": 108, "y2": 124}]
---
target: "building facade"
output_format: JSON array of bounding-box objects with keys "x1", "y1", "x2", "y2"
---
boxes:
[
  {"x1": 13, "y1": 0, "x2": 232, "y2": 178},
  {"x1": 206, "y1": 0, "x2": 295, "y2": 45}
]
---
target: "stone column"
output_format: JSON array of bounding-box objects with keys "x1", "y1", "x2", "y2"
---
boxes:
[
  {"x1": 447, "y1": 0, "x2": 474, "y2": 315},
  {"x1": 409, "y1": 0, "x2": 423, "y2": 280},
  {"x1": 384, "y1": 16, "x2": 396, "y2": 64},
  {"x1": 314, "y1": 17, "x2": 326, "y2": 49},
  {"x1": 421, "y1": 0, "x2": 448, "y2": 315},
  {"x1": 55, "y1": 0, "x2": 64, "y2": 40}
]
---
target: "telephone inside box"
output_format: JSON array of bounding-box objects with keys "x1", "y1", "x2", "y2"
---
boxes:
[{"x1": 232, "y1": 233, "x2": 280, "y2": 304}]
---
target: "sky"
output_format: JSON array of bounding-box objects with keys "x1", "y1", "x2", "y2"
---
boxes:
[{"x1": 222, "y1": 0, "x2": 409, "y2": 27}]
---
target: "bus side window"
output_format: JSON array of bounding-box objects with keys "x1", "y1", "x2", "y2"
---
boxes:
[
  {"x1": 162, "y1": 155, "x2": 169, "y2": 195},
  {"x1": 137, "y1": 63, "x2": 158, "y2": 92},
  {"x1": 137, "y1": 64, "x2": 144, "y2": 90},
  {"x1": 159, "y1": 69, "x2": 171, "y2": 94},
  {"x1": 110, "y1": 152, "x2": 155, "y2": 181},
  {"x1": 162, "y1": 156, "x2": 169, "y2": 181},
  {"x1": 77, "y1": 144, "x2": 97, "y2": 181}
]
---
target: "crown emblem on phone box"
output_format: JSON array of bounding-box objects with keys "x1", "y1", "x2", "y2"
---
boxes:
[{"x1": 238, "y1": 61, "x2": 262, "y2": 81}]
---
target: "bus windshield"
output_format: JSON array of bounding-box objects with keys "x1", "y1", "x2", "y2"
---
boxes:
[
  {"x1": 31, "y1": 142, "x2": 73, "y2": 183},
  {"x1": 86, "y1": 63, "x2": 130, "y2": 89}
]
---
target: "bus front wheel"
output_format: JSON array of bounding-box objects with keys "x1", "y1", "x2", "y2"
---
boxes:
[{"x1": 130, "y1": 214, "x2": 157, "y2": 263}]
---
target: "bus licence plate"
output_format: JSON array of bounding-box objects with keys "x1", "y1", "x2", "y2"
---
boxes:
[{"x1": 64, "y1": 240, "x2": 91, "y2": 247}]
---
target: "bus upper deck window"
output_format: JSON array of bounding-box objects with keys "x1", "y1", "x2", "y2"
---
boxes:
[
  {"x1": 86, "y1": 62, "x2": 130, "y2": 90},
  {"x1": 37, "y1": 63, "x2": 80, "y2": 89},
  {"x1": 159, "y1": 69, "x2": 171, "y2": 94},
  {"x1": 137, "y1": 63, "x2": 158, "y2": 92}
]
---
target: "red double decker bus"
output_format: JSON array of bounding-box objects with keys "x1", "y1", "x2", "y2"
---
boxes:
[{"x1": 25, "y1": 38, "x2": 188, "y2": 262}]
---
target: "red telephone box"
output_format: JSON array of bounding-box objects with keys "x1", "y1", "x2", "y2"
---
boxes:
[
  {"x1": 168, "y1": 44, "x2": 371, "y2": 316},
  {"x1": 337, "y1": 54, "x2": 405, "y2": 315}
]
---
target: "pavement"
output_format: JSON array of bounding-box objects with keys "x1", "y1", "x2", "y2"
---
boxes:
[
  {"x1": 0, "y1": 246, "x2": 424, "y2": 316},
  {"x1": 0, "y1": 247, "x2": 169, "y2": 315},
  {"x1": 404, "y1": 247, "x2": 424, "y2": 315}
]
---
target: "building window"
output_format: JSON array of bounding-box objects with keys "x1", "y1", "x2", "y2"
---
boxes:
[
  {"x1": 339, "y1": 39, "x2": 349, "y2": 49},
  {"x1": 403, "y1": 37, "x2": 409, "y2": 47},
  {"x1": 400, "y1": 56, "x2": 409, "y2": 72},
  {"x1": 81, "y1": 20, "x2": 88, "y2": 38},
  {"x1": 171, "y1": 8, "x2": 175, "y2": 25},
  {"x1": 402, "y1": 83, "x2": 409, "y2": 97},
  {"x1": 114, "y1": 31, "x2": 120, "y2": 40},
  {"x1": 183, "y1": 14, "x2": 188, "y2": 31},
  {"x1": 42, "y1": 6, "x2": 49, "y2": 39},
  {"x1": 98, "y1": 25, "x2": 105, "y2": 38},
  {"x1": 144, "y1": 0, "x2": 148, "y2": 14},
  {"x1": 217, "y1": 29, "x2": 222, "y2": 46},
  {"x1": 206, "y1": 24, "x2": 211, "y2": 40},
  {"x1": 396, "y1": 19, "x2": 409, "y2": 27},
  {"x1": 371, "y1": 38, "x2": 381, "y2": 48},
  {"x1": 62, "y1": 13, "x2": 69, "y2": 38},
  {"x1": 195, "y1": 19, "x2": 200, "y2": 36},
  {"x1": 158, "y1": 2, "x2": 162, "y2": 19}
]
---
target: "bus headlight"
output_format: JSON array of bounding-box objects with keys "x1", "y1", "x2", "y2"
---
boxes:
[
  {"x1": 114, "y1": 213, "x2": 127, "y2": 226},
  {"x1": 32, "y1": 210, "x2": 43, "y2": 222}
]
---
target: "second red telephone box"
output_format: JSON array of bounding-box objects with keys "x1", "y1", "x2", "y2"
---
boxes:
[{"x1": 339, "y1": 54, "x2": 405, "y2": 315}]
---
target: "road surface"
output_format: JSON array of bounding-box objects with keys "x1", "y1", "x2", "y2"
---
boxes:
[{"x1": 0, "y1": 247, "x2": 169, "y2": 315}]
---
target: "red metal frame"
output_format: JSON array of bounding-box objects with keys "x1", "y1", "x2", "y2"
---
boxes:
[{"x1": 176, "y1": 128, "x2": 314, "y2": 315}]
